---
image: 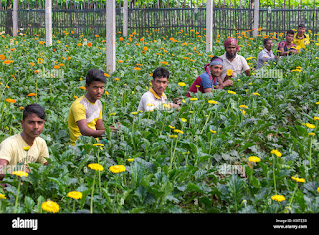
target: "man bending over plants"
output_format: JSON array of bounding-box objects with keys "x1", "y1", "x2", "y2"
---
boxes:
[
  {"x1": 187, "y1": 56, "x2": 230, "y2": 97},
  {"x1": 68, "y1": 68, "x2": 118, "y2": 146},
  {"x1": 137, "y1": 67, "x2": 179, "y2": 112},
  {"x1": 0, "y1": 104, "x2": 49, "y2": 188}
]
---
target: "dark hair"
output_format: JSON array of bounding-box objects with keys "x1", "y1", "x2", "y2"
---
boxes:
[
  {"x1": 287, "y1": 30, "x2": 295, "y2": 36},
  {"x1": 298, "y1": 23, "x2": 306, "y2": 28},
  {"x1": 152, "y1": 67, "x2": 169, "y2": 80},
  {"x1": 263, "y1": 37, "x2": 272, "y2": 45},
  {"x1": 86, "y1": 68, "x2": 107, "y2": 86},
  {"x1": 23, "y1": 104, "x2": 45, "y2": 120},
  {"x1": 210, "y1": 55, "x2": 222, "y2": 62}
]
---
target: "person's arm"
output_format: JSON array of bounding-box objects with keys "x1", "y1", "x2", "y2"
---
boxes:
[
  {"x1": 0, "y1": 159, "x2": 8, "y2": 181},
  {"x1": 77, "y1": 119, "x2": 105, "y2": 137},
  {"x1": 0, "y1": 159, "x2": 8, "y2": 189},
  {"x1": 279, "y1": 47, "x2": 289, "y2": 56},
  {"x1": 242, "y1": 57, "x2": 251, "y2": 76},
  {"x1": 96, "y1": 119, "x2": 105, "y2": 131}
]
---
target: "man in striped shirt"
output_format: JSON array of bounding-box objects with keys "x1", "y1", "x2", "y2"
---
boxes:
[{"x1": 277, "y1": 30, "x2": 298, "y2": 57}]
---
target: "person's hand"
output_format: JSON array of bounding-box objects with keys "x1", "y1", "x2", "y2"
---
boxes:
[
  {"x1": 109, "y1": 122, "x2": 121, "y2": 133},
  {"x1": 223, "y1": 79, "x2": 233, "y2": 87},
  {"x1": 168, "y1": 103, "x2": 180, "y2": 111}
]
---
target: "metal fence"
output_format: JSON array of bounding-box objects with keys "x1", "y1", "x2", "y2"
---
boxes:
[{"x1": 0, "y1": 0, "x2": 318, "y2": 38}]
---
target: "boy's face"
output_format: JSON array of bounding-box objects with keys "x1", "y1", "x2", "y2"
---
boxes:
[
  {"x1": 286, "y1": 33, "x2": 294, "y2": 43},
  {"x1": 21, "y1": 113, "x2": 45, "y2": 139},
  {"x1": 86, "y1": 81, "x2": 105, "y2": 101},
  {"x1": 152, "y1": 77, "x2": 168, "y2": 96},
  {"x1": 210, "y1": 65, "x2": 223, "y2": 77},
  {"x1": 298, "y1": 27, "x2": 306, "y2": 35}
]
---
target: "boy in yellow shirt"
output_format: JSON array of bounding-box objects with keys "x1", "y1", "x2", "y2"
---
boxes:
[
  {"x1": 0, "y1": 104, "x2": 49, "y2": 186},
  {"x1": 293, "y1": 24, "x2": 310, "y2": 49},
  {"x1": 68, "y1": 68, "x2": 107, "y2": 145}
]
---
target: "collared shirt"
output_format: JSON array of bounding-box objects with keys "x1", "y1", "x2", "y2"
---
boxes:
[
  {"x1": 293, "y1": 33, "x2": 310, "y2": 49},
  {"x1": 257, "y1": 48, "x2": 275, "y2": 69},
  {"x1": 277, "y1": 41, "x2": 297, "y2": 56},
  {"x1": 137, "y1": 88, "x2": 167, "y2": 112},
  {"x1": 219, "y1": 53, "x2": 250, "y2": 81}
]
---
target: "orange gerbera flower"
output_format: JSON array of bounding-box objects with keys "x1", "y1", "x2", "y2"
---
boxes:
[
  {"x1": 5, "y1": 98, "x2": 16, "y2": 103},
  {"x1": 27, "y1": 93, "x2": 36, "y2": 97},
  {"x1": 54, "y1": 65, "x2": 60, "y2": 69},
  {"x1": 3, "y1": 60, "x2": 13, "y2": 64},
  {"x1": 0, "y1": 54, "x2": 5, "y2": 60},
  {"x1": 88, "y1": 42, "x2": 92, "y2": 47},
  {"x1": 79, "y1": 86, "x2": 86, "y2": 90}
]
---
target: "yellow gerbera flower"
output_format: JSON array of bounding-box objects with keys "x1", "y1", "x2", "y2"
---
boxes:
[
  {"x1": 23, "y1": 146, "x2": 30, "y2": 151},
  {"x1": 12, "y1": 171, "x2": 28, "y2": 177},
  {"x1": 67, "y1": 191, "x2": 83, "y2": 200},
  {"x1": 271, "y1": 195, "x2": 285, "y2": 202},
  {"x1": 208, "y1": 100, "x2": 218, "y2": 104},
  {"x1": 41, "y1": 200, "x2": 60, "y2": 213},
  {"x1": 305, "y1": 123, "x2": 315, "y2": 129},
  {"x1": 88, "y1": 163, "x2": 104, "y2": 171},
  {"x1": 248, "y1": 156, "x2": 260, "y2": 162},
  {"x1": 291, "y1": 176, "x2": 305, "y2": 183},
  {"x1": 271, "y1": 149, "x2": 282, "y2": 157},
  {"x1": 109, "y1": 165, "x2": 126, "y2": 173}
]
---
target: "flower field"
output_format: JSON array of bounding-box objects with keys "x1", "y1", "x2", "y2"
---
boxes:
[{"x1": 0, "y1": 29, "x2": 319, "y2": 214}]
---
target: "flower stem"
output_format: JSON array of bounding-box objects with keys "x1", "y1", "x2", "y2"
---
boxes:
[
  {"x1": 309, "y1": 136, "x2": 313, "y2": 168},
  {"x1": 90, "y1": 172, "x2": 96, "y2": 213},
  {"x1": 14, "y1": 178, "x2": 21, "y2": 213},
  {"x1": 273, "y1": 156, "x2": 277, "y2": 195},
  {"x1": 289, "y1": 184, "x2": 298, "y2": 208},
  {"x1": 169, "y1": 136, "x2": 179, "y2": 170}
]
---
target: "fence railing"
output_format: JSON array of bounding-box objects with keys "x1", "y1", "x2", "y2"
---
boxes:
[
  {"x1": 0, "y1": 7, "x2": 318, "y2": 38},
  {"x1": 0, "y1": 0, "x2": 318, "y2": 10}
]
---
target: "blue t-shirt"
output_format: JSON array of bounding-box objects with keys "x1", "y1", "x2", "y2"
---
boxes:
[{"x1": 200, "y1": 72, "x2": 218, "y2": 89}]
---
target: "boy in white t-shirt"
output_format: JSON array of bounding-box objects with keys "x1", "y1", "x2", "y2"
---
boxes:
[{"x1": 138, "y1": 67, "x2": 179, "y2": 112}]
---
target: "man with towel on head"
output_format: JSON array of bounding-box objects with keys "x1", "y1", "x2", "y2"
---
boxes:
[
  {"x1": 187, "y1": 56, "x2": 232, "y2": 97},
  {"x1": 219, "y1": 37, "x2": 250, "y2": 82}
]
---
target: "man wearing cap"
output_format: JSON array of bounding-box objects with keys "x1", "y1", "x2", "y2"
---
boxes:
[
  {"x1": 293, "y1": 24, "x2": 310, "y2": 50},
  {"x1": 219, "y1": 38, "x2": 250, "y2": 82},
  {"x1": 187, "y1": 56, "x2": 231, "y2": 97}
]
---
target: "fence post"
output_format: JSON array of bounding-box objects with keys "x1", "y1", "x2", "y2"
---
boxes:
[
  {"x1": 123, "y1": 0, "x2": 128, "y2": 37},
  {"x1": 106, "y1": 0, "x2": 116, "y2": 74},
  {"x1": 206, "y1": 0, "x2": 213, "y2": 52},
  {"x1": 12, "y1": 0, "x2": 18, "y2": 37},
  {"x1": 253, "y1": 0, "x2": 260, "y2": 37},
  {"x1": 45, "y1": 0, "x2": 52, "y2": 46}
]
